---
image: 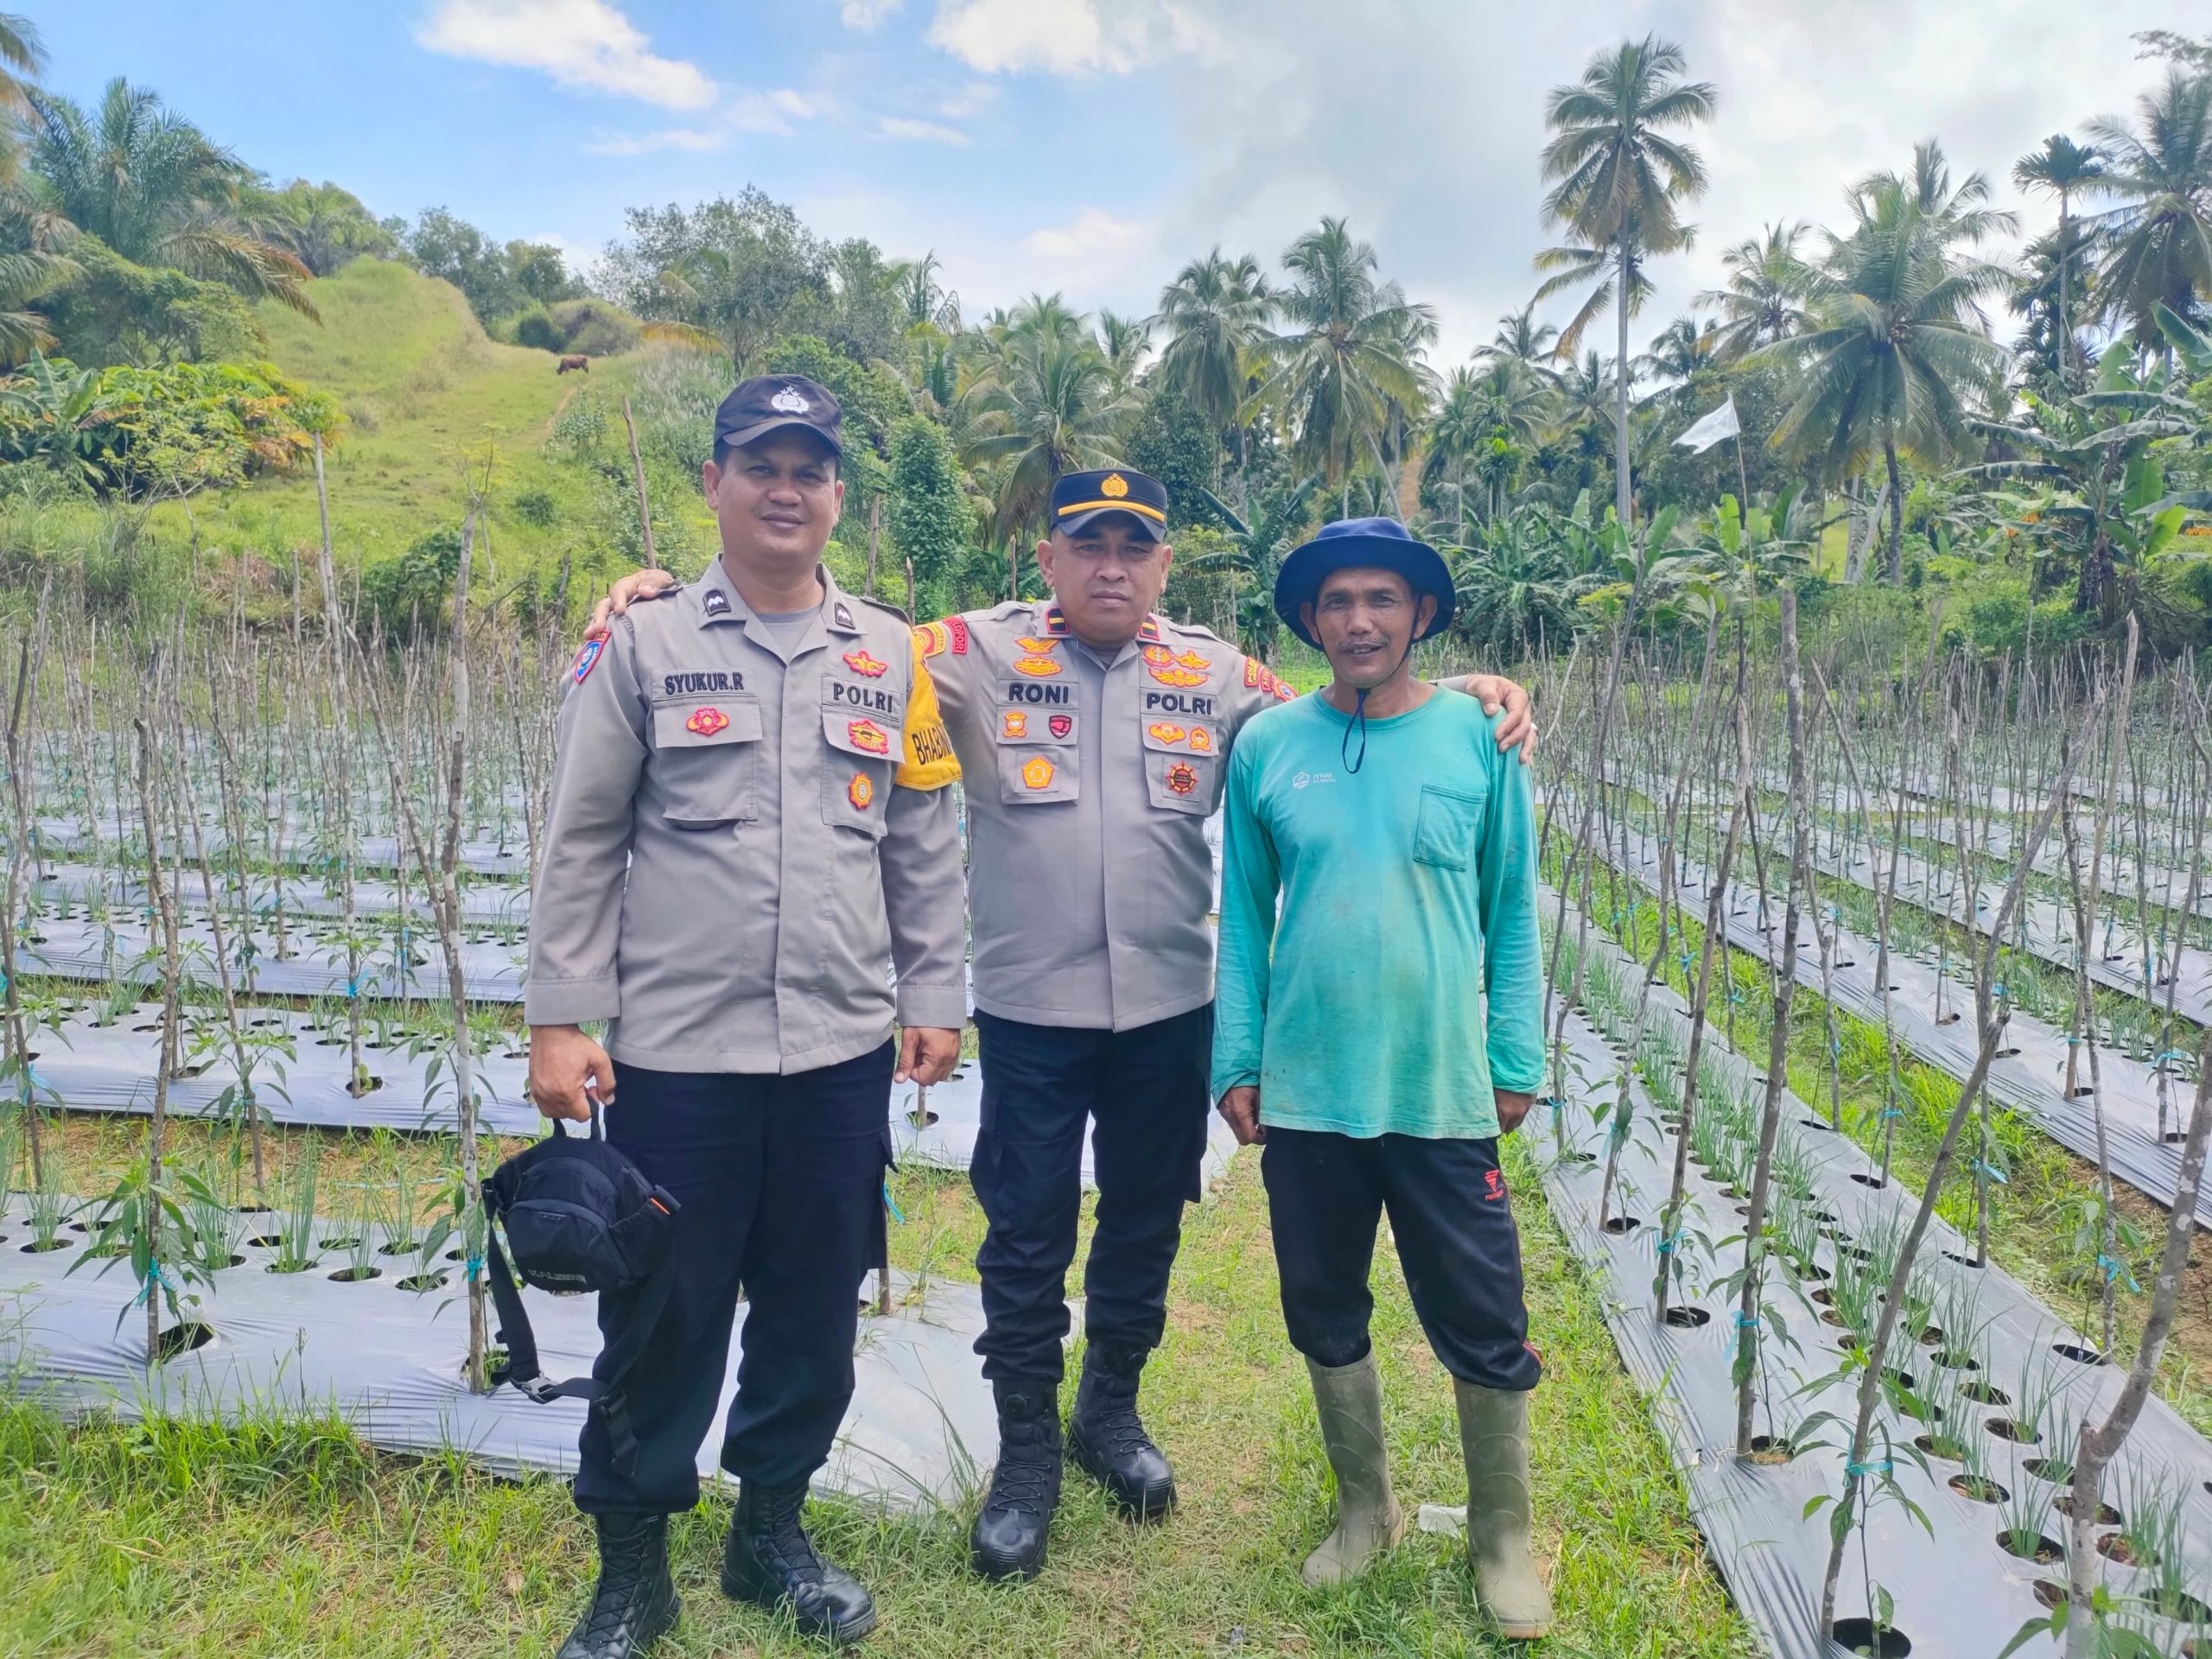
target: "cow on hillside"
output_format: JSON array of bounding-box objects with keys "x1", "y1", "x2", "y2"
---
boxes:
[{"x1": 557, "y1": 354, "x2": 589, "y2": 375}]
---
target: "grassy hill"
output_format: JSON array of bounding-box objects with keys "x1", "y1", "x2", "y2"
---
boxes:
[{"x1": 164, "y1": 259, "x2": 712, "y2": 590}]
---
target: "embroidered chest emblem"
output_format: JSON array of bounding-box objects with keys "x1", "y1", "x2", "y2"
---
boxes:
[
  {"x1": 1141, "y1": 644, "x2": 1175, "y2": 667},
  {"x1": 1013, "y1": 655, "x2": 1064, "y2": 677},
  {"x1": 1165, "y1": 761, "x2": 1199, "y2": 797},
  {"x1": 1147, "y1": 664, "x2": 1209, "y2": 689},
  {"x1": 848, "y1": 772, "x2": 875, "y2": 810},
  {"x1": 1015, "y1": 636, "x2": 1059, "y2": 654},
  {"x1": 842, "y1": 649, "x2": 888, "y2": 677},
  {"x1": 847, "y1": 719, "x2": 890, "y2": 755},
  {"x1": 1187, "y1": 726, "x2": 1213, "y2": 753},
  {"x1": 1049, "y1": 714, "x2": 1073, "y2": 739},
  {"x1": 685, "y1": 706, "x2": 729, "y2": 737},
  {"x1": 1021, "y1": 755, "x2": 1056, "y2": 791},
  {"x1": 1147, "y1": 722, "x2": 1188, "y2": 746},
  {"x1": 1001, "y1": 711, "x2": 1028, "y2": 739},
  {"x1": 1176, "y1": 650, "x2": 1211, "y2": 672}
]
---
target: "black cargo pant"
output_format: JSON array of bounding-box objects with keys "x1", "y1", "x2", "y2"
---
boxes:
[
  {"x1": 969, "y1": 1005, "x2": 1212, "y2": 1386},
  {"x1": 572, "y1": 1045, "x2": 894, "y2": 1515},
  {"x1": 1262, "y1": 1128, "x2": 1544, "y2": 1392}
]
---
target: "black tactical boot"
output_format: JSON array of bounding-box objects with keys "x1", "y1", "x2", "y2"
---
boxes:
[
  {"x1": 721, "y1": 1479, "x2": 877, "y2": 1646},
  {"x1": 969, "y1": 1379, "x2": 1065, "y2": 1580},
  {"x1": 556, "y1": 1512, "x2": 680, "y2": 1659},
  {"x1": 1066, "y1": 1344, "x2": 1176, "y2": 1522}
]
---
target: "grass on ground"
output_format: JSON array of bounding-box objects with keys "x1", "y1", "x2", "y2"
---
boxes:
[{"x1": 0, "y1": 1123, "x2": 1752, "y2": 1657}]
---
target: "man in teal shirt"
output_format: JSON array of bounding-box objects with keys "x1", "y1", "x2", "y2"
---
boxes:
[{"x1": 1212, "y1": 518, "x2": 1551, "y2": 1639}]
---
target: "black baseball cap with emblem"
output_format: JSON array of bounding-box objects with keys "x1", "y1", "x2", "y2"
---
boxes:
[
  {"x1": 1052, "y1": 467, "x2": 1168, "y2": 541},
  {"x1": 713, "y1": 374, "x2": 843, "y2": 460}
]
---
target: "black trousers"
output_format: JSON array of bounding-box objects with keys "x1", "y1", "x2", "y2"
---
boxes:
[
  {"x1": 1262, "y1": 1128, "x2": 1543, "y2": 1393},
  {"x1": 969, "y1": 1005, "x2": 1212, "y2": 1385},
  {"x1": 573, "y1": 1045, "x2": 894, "y2": 1515}
]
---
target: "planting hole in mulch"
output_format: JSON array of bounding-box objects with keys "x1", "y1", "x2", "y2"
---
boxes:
[
  {"x1": 1559, "y1": 1150, "x2": 1598, "y2": 1165},
  {"x1": 1948, "y1": 1474, "x2": 2007, "y2": 1503},
  {"x1": 1986, "y1": 1419, "x2": 2038, "y2": 1444},
  {"x1": 1799, "y1": 1116, "x2": 1836, "y2": 1133},
  {"x1": 1745, "y1": 1434, "x2": 1797, "y2": 1463},
  {"x1": 155, "y1": 1322, "x2": 216, "y2": 1363},
  {"x1": 1600, "y1": 1216, "x2": 1642, "y2": 1235},
  {"x1": 1829, "y1": 1619, "x2": 1910, "y2": 1656},
  {"x1": 1663, "y1": 1306, "x2": 1710, "y2": 1329},
  {"x1": 397, "y1": 1273, "x2": 448, "y2": 1293},
  {"x1": 346, "y1": 1076, "x2": 385, "y2": 1098},
  {"x1": 1998, "y1": 1530, "x2": 2064, "y2": 1565},
  {"x1": 245, "y1": 1234, "x2": 282, "y2": 1249},
  {"x1": 907, "y1": 1106, "x2": 940, "y2": 1128},
  {"x1": 1918, "y1": 1325, "x2": 1944, "y2": 1347},
  {"x1": 21, "y1": 1239, "x2": 71, "y2": 1254},
  {"x1": 1941, "y1": 1250, "x2": 1986, "y2": 1269},
  {"x1": 1961, "y1": 1380, "x2": 2008, "y2": 1405},
  {"x1": 1839, "y1": 1243, "x2": 1874, "y2": 1262},
  {"x1": 266, "y1": 1261, "x2": 316, "y2": 1275},
  {"x1": 1849, "y1": 1172, "x2": 1888, "y2": 1189},
  {"x1": 1884, "y1": 1367, "x2": 1917, "y2": 1392},
  {"x1": 2024, "y1": 1459, "x2": 2077, "y2": 1483},
  {"x1": 2051, "y1": 1492, "x2": 2119, "y2": 1525},
  {"x1": 321, "y1": 1236, "x2": 362, "y2": 1251},
  {"x1": 1813, "y1": 1209, "x2": 1840, "y2": 1224},
  {"x1": 1933, "y1": 1350, "x2": 1980, "y2": 1372},
  {"x1": 238, "y1": 1203, "x2": 271, "y2": 1215},
  {"x1": 2051, "y1": 1342, "x2": 2107, "y2": 1367},
  {"x1": 2156, "y1": 1591, "x2": 2212, "y2": 1624},
  {"x1": 215, "y1": 1253, "x2": 245, "y2": 1268},
  {"x1": 2095, "y1": 1533, "x2": 2152, "y2": 1567},
  {"x1": 1914, "y1": 1433, "x2": 1966, "y2": 1462},
  {"x1": 1800, "y1": 1262, "x2": 1832, "y2": 1281},
  {"x1": 1811, "y1": 1287, "x2": 1834, "y2": 1306},
  {"x1": 2032, "y1": 1581, "x2": 2067, "y2": 1611},
  {"x1": 330, "y1": 1267, "x2": 383, "y2": 1283}
]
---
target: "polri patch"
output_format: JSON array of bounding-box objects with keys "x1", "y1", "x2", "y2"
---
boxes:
[
  {"x1": 843, "y1": 649, "x2": 888, "y2": 677},
  {"x1": 1165, "y1": 761, "x2": 1198, "y2": 797},
  {"x1": 848, "y1": 718, "x2": 890, "y2": 755},
  {"x1": 573, "y1": 636, "x2": 606, "y2": 683},
  {"x1": 685, "y1": 707, "x2": 730, "y2": 737},
  {"x1": 849, "y1": 772, "x2": 875, "y2": 810}
]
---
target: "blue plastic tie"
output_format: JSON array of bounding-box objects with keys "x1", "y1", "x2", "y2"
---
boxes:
[
  {"x1": 1727, "y1": 1309, "x2": 1761, "y2": 1360},
  {"x1": 1656, "y1": 1233, "x2": 1680, "y2": 1255},
  {"x1": 2097, "y1": 1254, "x2": 2141, "y2": 1294},
  {"x1": 465, "y1": 1254, "x2": 484, "y2": 1283},
  {"x1": 132, "y1": 1260, "x2": 173, "y2": 1307},
  {"x1": 1881, "y1": 1107, "x2": 1904, "y2": 1121},
  {"x1": 345, "y1": 979, "x2": 360, "y2": 1000},
  {"x1": 1846, "y1": 1458, "x2": 1893, "y2": 1478},
  {"x1": 882, "y1": 1180, "x2": 906, "y2": 1225},
  {"x1": 1973, "y1": 1160, "x2": 2009, "y2": 1186}
]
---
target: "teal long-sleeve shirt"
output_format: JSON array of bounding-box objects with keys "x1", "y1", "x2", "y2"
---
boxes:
[{"x1": 1210, "y1": 686, "x2": 1545, "y2": 1139}]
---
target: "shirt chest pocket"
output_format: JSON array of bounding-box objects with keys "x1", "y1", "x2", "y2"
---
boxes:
[
  {"x1": 821, "y1": 682, "x2": 904, "y2": 838},
  {"x1": 1141, "y1": 719, "x2": 1220, "y2": 816},
  {"x1": 993, "y1": 702, "x2": 1078, "y2": 805},
  {"x1": 1413, "y1": 783, "x2": 1485, "y2": 870},
  {"x1": 652, "y1": 696, "x2": 764, "y2": 830}
]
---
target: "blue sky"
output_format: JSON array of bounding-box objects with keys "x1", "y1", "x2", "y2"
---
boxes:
[{"x1": 32, "y1": 1, "x2": 2197, "y2": 365}]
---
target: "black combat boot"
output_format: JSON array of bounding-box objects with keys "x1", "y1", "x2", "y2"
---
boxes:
[
  {"x1": 556, "y1": 1512, "x2": 680, "y2": 1659},
  {"x1": 721, "y1": 1479, "x2": 877, "y2": 1646},
  {"x1": 969, "y1": 1379, "x2": 1065, "y2": 1580},
  {"x1": 1066, "y1": 1344, "x2": 1176, "y2": 1522}
]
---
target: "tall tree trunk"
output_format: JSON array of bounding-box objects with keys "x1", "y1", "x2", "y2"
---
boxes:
[
  {"x1": 2057, "y1": 194, "x2": 2074, "y2": 384},
  {"x1": 1615, "y1": 242, "x2": 1634, "y2": 529},
  {"x1": 1883, "y1": 439, "x2": 1904, "y2": 585}
]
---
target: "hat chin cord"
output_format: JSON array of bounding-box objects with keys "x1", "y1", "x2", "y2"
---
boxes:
[{"x1": 1339, "y1": 632, "x2": 1417, "y2": 777}]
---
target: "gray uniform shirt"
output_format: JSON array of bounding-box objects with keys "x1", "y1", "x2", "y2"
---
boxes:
[
  {"x1": 916, "y1": 602, "x2": 1287, "y2": 1032},
  {"x1": 524, "y1": 561, "x2": 968, "y2": 1073}
]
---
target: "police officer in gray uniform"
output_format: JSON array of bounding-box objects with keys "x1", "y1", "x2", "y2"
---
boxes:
[
  {"x1": 527, "y1": 376, "x2": 966, "y2": 1656},
  {"x1": 589, "y1": 467, "x2": 1533, "y2": 1584}
]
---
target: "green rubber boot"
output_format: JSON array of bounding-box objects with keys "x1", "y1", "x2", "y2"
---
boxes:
[
  {"x1": 1300, "y1": 1353, "x2": 1406, "y2": 1587},
  {"x1": 1453, "y1": 1380, "x2": 1553, "y2": 1640}
]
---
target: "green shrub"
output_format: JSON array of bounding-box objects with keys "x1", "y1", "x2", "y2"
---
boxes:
[
  {"x1": 546, "y1": 299, "x2": 641, "y2": 358},
  {"x1": 510, "y1": 306, "x2": 561, "y2": 353},
  {"x1": 362, "y1": 524, "x2": 462, "y2": 636},
  {"x1": 509, "y1": 487, "x2": 558, "y2": 528}
]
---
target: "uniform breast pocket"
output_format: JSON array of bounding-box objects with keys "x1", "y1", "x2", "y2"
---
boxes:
[
  {"x1": 1141, "y1": 720, "x2": 1219, "y2": 816},
  {"x1": 1413, "y1": 783, "x2": 1485, "y2": 870},
  {"x1": 652, "y1": 697, "x2": 764, "y2": 830},
  {"x1": 994, "y1": 702, "x2": 1078, "y2": 805},
  {"x1": 821, "y1": 695, "x2": 900, "y2": 838}
]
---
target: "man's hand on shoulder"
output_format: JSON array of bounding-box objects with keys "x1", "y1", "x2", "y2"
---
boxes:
[
  {"x1": 1449, "y1": 674, "x2": 1538, "y2": 764},
  {"x1": 1217, "y1": 1084, "x2": 1266, "y2": 1145},
  {"x1": 585, "y1": 568, "x2": 681, "y2": 639}
]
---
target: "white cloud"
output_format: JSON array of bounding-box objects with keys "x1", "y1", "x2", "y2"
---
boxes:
[
  {"x1": 730, "y1": 87, "x2": 818, "y2": 133},
  {"x1": 926, "y1": 0, "x2": 1141, "y2": 75},
  {"x1": 839, "y1": 0, "x2": 906, "y2": 28},
  {"x1": 582, "y1": 127, "x2": 726, "y2": 156},
  {"x1": 1022, "y1": 208, "x2": 1160, "y2": 264},
  {"x1": 876, "y1": 115, "x2": 972, "y2": 145},
  {"x1": 416, "y1": 0, "x2": 715, "y2": 109},
  {"x1": 936, "y1": 79, "x2": 998, "y2": 118},
  {"x1": 587, "y1": 87, "x2": 816, "y2": 152}
]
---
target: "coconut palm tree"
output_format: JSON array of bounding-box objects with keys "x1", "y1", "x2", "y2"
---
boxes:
[
  {"x1": 255, "y1": 180, "x2": 397, "y2": 277},
  {"x1": 1478, "y1": 302, "x2": 1560, "y2": 376},
  {"x1": 0, "y1": 14, "x2": 68, "y2": 365},
  {"x1": 1851, "y1": 139, "x2": 2019, "y2": 250},
  {"x1": 1154, "y1": 249, "x2": 1274, "y2": 497},
  {"x1": 1264, "y1": 217, "x2": 1436, "y2": 517},
  {"x1": 1698, "y1": 221, "x2": 1811, "y2": 361},
  {"x1": 1187, "y1": 474, "x2": 1323, "y2": 661},
  {"x1": 1423, "y1": 360, "x2": 1561, "y2": 539},
  {"x1": 956, "y1": 327, "x2": 1131, "y2": 543},
  {"x1": 1762, "y1": 186, "x2": 2010, "y2": 582},
  {"x1": 2086, "y1": 70, "x2": 2212, "y2": 354},
  {"x1": 25, "y1": 78, "x2": 316, "y2": 318},
  {"x1": 1537, "y1": 34, "x2": 1716, "y2": 530},
  {"x1": 1097, "y1": 309, "x2": 1152, "y2": 397},
  {"x1": 2012, "y1": 136, "x2": 2106, "y2": 379}
]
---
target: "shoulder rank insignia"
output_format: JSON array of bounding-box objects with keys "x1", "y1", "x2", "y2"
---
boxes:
[
  {"x1": 684, "y1": 706, "x2": 728, "y2": 737},
  {"x1": 1165, "y1": 761, "x2": 1199, "y2": 797},
  {"x1": 1001, "y1": 710, "x2": 1028, "y2": 739},
  {"x1": 1015, "y1": 636, "x2": 1059, "y2": 654},
  {"x1": 913, "y1": 617, "x2": 969, "y2": 658},
  {"x1": 1187, "y1": 726, "x2": 1213, "y2": 753},
  {"x1": 573, "y1": 635, "x2": 606, "y2": 684},
  {"x1": 834, "y1": 601, "x2": 857, "y2": 630},
  {"x1": 1042, "y1": 605, "x2": 1071, "y2": 636},
  {"x1": 842, "y1": 649, "x2": 888, "y2": 677},
  {"x1": 1147, "y1": 722, "x2": 1188, "y2": 746},
  {"x1": 1137, "y1": 615, "x2": 1162, "y2": 643},
  {"x1": 848, "y1": 772, "x2": 875, "y2": 810},
  {"x1": 1021, "y1": 755, "x2": 1056, "y2": 791},
  {"x1": 847, "y1": 718, "x2": 890, "y2": 754},
  {"x1": 1014, "y1": 655, "x2": 1063, "y2": 677},
  {"x1": 702, "y1": 589, "x2": 730, "y2": 617},
  {"x1": 1176, "y1": 650, "x2": 1211, "y2": 672}
]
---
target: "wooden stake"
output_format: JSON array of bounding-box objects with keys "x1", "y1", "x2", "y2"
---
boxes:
[{"x1": 623, "y1": 397, "x2": 658, "y2": 570}]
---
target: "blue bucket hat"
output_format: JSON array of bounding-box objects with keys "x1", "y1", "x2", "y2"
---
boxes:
[{"x1": 1273, "y1": 517, "x2": 1457, "y2": 651}]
